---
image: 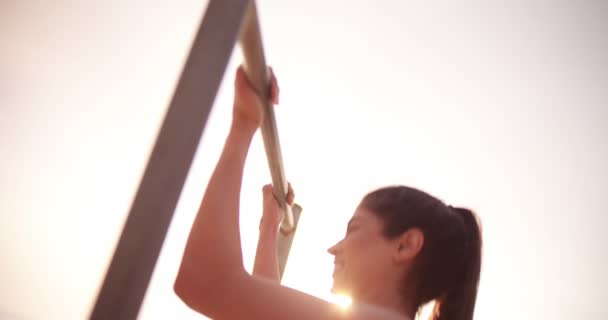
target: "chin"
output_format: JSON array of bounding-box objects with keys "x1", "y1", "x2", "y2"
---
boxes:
[
  {"x1": 330, "y1": 281, "x2": 349, "y2": 296},
  {"x1": 330, "y1": 281, "x2": 339, "y2": 294},
  {"x1": 331, "y1": 271, "x2": 353, "y2": 296},
  {"x1": 331, "y1": 287, "x2": 348, "y2": 296}
]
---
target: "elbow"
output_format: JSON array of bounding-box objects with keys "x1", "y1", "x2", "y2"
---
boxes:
[
  {"x1": 173, "y1": 261, "x2": 247, "y2": 313},
  {"x1": 174, "y1": 269, "x2": 197, "y2": 309},
  {"x1": 173, "y1": 263, "x2": 215, "y2": 311},
  {"x1": 173, "y1": 272, "x2": 188, "y2": 301}
]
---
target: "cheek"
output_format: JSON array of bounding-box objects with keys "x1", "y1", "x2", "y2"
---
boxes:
[
  {"x1": 345, "y1": 235, "x2": 381, "y2": 268},
  {"x1": 346, "y1": 234, "x2": 392, "y2": 275}
]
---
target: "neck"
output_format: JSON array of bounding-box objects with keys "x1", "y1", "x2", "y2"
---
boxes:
[{"x1": 352, "y1": 288, "x2": 417, "y2": 320}]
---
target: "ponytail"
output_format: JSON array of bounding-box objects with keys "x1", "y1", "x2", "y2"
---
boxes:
[{"x1": 432, "y1": 207, "x2": 482, "y2": 320}]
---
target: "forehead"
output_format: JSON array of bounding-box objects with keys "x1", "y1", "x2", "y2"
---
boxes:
[
  {"x1": 350, "y1": 205, "x2": 379, "y2": 223},
  {"x1": 347, "y1": 206, "x2": 386, "y2": 236}
]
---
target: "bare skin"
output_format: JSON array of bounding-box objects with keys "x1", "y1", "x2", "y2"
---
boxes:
[
  {"x1": 173, "y1": 66, "x2": 410, "y2": 320},
  {"x1": 252, "y1": 183, "x2": 294, "y2": 281}
]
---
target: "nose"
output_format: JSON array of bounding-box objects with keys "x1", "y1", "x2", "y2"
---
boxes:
[{"x1": 327, "y1": 239, "x2": 343, "y2": 255}]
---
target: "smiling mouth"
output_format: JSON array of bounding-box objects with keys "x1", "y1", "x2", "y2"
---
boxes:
[{"x1": 334, "y1": 260, "x2": 345, "y2": 272}]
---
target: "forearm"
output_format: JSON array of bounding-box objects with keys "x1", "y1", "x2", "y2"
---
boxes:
[
  {"x1": 252, "y1": 224, "x2": 280, "y2": 281},
  {"x1": 176, "y1": 121, "x2": 256, "y2": 289}
]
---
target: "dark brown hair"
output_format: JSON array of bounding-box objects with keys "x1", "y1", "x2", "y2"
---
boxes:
[{"x1": 361, "y1": 186, "x2": 482, "y2": 320}]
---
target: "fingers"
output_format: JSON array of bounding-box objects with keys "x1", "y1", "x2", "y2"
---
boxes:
[
  {"x1": 235, "y1": 65, "x2": 248, "y2": 88},
  {"x1": 287, "y1": 182, "x2": 295, "y2": 206},
  {"x1": 262, "y1": 184, "x2": 274, "y2": 202},
  {"x1": 236, "y1": 65, "x2": 279, "y2": 105},
  {"x1": 235, "y1": 65, "x2": 258, "y2": 105},
  {"x1": 262, "y1": 182, "x2": 295, "y2": 206}
]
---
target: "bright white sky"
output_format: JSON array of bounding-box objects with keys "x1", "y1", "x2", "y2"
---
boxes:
[{"x1": 1, "y1": 0, "x2": 607, "y2": 319}]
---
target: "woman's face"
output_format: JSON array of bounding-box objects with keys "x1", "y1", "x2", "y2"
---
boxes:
[{"x1": 327, "y1": 205, "x2": 398, "y2": 299}]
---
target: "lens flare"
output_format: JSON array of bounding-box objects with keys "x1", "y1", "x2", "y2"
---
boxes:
[{"x1": 330, "y1": 294, "x2": 352, "y2": 309}]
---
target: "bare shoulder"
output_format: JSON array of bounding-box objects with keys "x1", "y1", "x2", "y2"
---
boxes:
[{"x1": 178, "y1": 272, "x2": 410, "y2": 320}]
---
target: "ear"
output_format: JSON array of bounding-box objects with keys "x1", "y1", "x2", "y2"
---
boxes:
[{"x1": 393, "y1": 228, "x2": 424, "y2": 264}]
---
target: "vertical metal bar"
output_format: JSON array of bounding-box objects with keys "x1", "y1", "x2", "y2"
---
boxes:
[
  {"x1": 89, "y1": 1, "x2": 250, "y2": 319},
  {"x1": 239, "y1": 2, "x2": 296, "y2": 234}
]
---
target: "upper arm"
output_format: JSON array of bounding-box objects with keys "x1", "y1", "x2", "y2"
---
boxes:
[{"x1": 179, "y1": 271, "x2": 407, "y2": 320}]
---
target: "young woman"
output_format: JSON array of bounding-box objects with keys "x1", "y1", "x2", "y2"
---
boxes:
[{"x1": 174, "y1": 66, "x2": 482, "y2": 320}]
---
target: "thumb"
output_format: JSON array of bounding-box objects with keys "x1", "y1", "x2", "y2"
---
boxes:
[{"x1": 262, "y1": 184, "x2": 274, "y2": 202}]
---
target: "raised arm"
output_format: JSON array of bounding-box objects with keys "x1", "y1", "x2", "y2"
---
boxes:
[
  {"x1": 173, "y1": 66, "x2": 407, "y2": 320},
  {"x1": 252, "y1": 183, "x2": 294, "y2": 281}
]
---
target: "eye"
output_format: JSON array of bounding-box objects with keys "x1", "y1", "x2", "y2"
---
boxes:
[{"x1": 346, "y1": 225, "x2": 358, "y2": 235}]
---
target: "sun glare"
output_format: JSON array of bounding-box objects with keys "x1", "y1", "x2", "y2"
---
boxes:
[
  {"x1": 416, "y1": 300, "x2": 436, "y2": 320},
  {"x1": 330, "y1": 294, "x2": 352, "y2": 309}
]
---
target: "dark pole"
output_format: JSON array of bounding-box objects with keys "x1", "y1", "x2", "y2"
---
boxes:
[{"x1": 89, "y1": 1, "x2": 250, "y2": 319}]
